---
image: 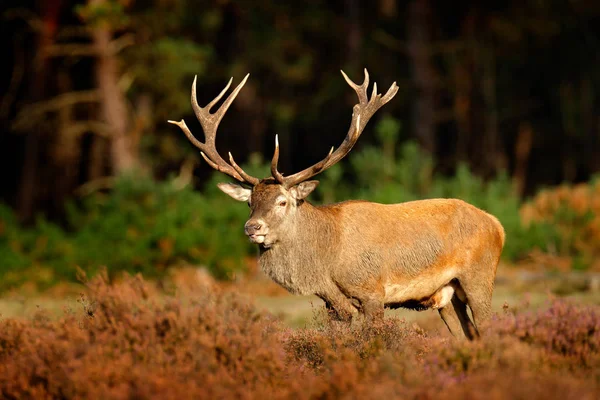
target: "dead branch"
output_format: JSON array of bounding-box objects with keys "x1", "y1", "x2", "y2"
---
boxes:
[
  {"x1": 108, "y1": 34, "x2": 135, "y2": 54},
  {"x1": 12, "y1": 90, "x2": 101, "y2": 131},
  {"x1": 46, "y1": 43, "x2": 98, "y2": 57},
  {"x1": 56, "y1": 25, "x2": 93, "y2": 39},
  {"x1": 172, "y1": 157, "x2": 198, "y2": 190},
  {"x1": 46, "y1": 34, "x2": 135, "y2": 58},
  {"x1": 62, "y1": 121, "x2": 112, "y2": 138},
  {"x1": 2, "y1": 8, "x2": 45, "y2": 33},
  {"x1": 74, "y1": 176, "x2": 115, "y2": 197}
]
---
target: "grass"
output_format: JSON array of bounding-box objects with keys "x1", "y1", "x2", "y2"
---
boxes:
[{"x1": 2, "y1": 264, "x2": 600, "y2": 328}]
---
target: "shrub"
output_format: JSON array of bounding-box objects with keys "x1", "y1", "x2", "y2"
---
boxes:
[
  {"x1": 494, "y1": 299, "x2": 600, "y2": 368},
  {"x1": 0, "y1": 275, "x2": 598, "y2": 399},
  {"x1": 65, "y1": 175, "x2": 255, "y2": 280},
  {"x1": 0, "y1": 273, "x2": 297, "y2": 399},
  {"x1": 521, "y1": 178, "x2": 600, "y2": 269},
  {"x1": 0, "y1": 172, "x2": 263, "y2": 290},
  {"x1": 0, "y1": 204, "x2": 72, "y2": 290}
]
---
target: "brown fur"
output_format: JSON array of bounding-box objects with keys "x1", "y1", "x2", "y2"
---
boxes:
[{"x1": 240, "y1": 181, "x2": 505, "y2": 340}]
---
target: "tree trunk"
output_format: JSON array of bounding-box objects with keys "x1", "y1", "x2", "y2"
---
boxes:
[
  {"x1": 52, "y1": 71, "x2": 80, "y2": 216},
  {"x1": 379, "y1": 0, "x2": 397, "y2": 18},
  {"x1": 514, "y1": 122, "x2": 533, "y2": 197},
  {"x1": 482, "y1": 43, "x2": 505, "y2": 173},
  {"x1": 17, "y1": 0, "x2": 62, "y2": 222},
  {"x1": 90, "y1": 0, "x2": 138, "y2": 175},
  {"x1": 345, "y1": 0, "x2": 361, "y2": 71},
  {"x1": 407, "y1": 0, "x2": 436, "y2": 155}
]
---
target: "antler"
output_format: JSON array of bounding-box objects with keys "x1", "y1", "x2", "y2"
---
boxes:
[
  {"x1": 168, "y1": 75, "x2": 260, "y2": 186},
  {"x1": 271, "y1": 68, "x2": 398, "y2": 188}
]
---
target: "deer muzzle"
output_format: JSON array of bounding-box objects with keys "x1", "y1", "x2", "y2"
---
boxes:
[{"x1": 244, "y1": 219, "x2": 269, "y2": 244}]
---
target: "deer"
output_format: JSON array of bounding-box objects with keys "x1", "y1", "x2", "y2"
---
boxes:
[{"x1": 169, "y1": 69, "x2": 505, "y2": 340}]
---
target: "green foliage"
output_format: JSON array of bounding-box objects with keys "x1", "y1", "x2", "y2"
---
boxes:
[
  {"x1": 64, "y1": 175, "x2": 253, "y2": 280},
  {"x1": 75, "y1": 0, "x2": 129, "y2": 28},
  {"x1": 520, "y1": 179, "x2": 600, "y2": 269},
  {"x1": 0, "y1": 169, "x2": 265, "y2": 290},
  {"x1": 125, "y1": 38, "x2": 213, "y2": 120}
]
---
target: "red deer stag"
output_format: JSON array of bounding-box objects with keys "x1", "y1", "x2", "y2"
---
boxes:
[{"x1": 169, "y1": 69, "x2": 505, "y2": 340}]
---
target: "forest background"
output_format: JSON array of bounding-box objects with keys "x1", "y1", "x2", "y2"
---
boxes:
[{"x1": 2, "y1": 0, "x2": 600, "y2": 289}]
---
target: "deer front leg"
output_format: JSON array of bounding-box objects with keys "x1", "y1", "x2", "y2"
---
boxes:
[
  {"x1": 337, "y1": 282, "x2": 385, "y2": 324},
  {"x1": 360, "y1": 297, "x2": 384, "y2": 323},
  {"x1": 318, "y1": 292, "x2": 358, "y2": 323}
]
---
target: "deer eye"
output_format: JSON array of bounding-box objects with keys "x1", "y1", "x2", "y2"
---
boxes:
[{"x1": 278, "y1": 200, "x2": 287, "y2": 207}]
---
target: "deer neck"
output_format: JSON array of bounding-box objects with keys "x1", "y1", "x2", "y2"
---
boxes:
[{"x1": 257, "y1": 201, "x2": 339, "y2": 295}]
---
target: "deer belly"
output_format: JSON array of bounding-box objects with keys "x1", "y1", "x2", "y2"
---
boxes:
[{"x1": 384, "y1": 283, "x2": 457, "y2": 311}]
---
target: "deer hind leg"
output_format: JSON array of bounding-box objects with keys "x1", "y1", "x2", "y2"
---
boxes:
[
  {"x1": 450, "y1": 296, "x2": 479, "y2": 340},
  {"x1": 438, "y1": 301, "x2": 467, "y2": 340},
  {"x1": 438, "y1": 297, "x2": 478, "y2": 340},
  {"x1": 437, "y1": 281, "x2": 478, "y2": 340},
  {"x1": 457, "y1": 276, "x2": 494, "y2": 334}
]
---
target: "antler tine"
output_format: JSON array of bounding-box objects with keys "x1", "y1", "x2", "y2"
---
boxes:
[
  {"x1": 271, "y1": 134, "x2": 335, "y2": 186},
  {"x1": 340, "y1": 68, "x2": 370, "y2": 105},
  {"x1": 169, "y1": 74, "x2": 259, "y2": 185},
  {"x1": 271, "y1": 135, "x2": 286, "y2": 184},
  {"x1": 167, "y1": 119, "x2": 204, "y2": 151},
  {"x1": 276, "y1": 68, "x2": 398, "y2": 188},
  {"x1": 204, "y1": 77, "x2": 232, "y2": 112},
  {"x1": 382, "y1": 81, "x2": 399, "y2": 104},
  {"x1": 210, "y1": 73, "x2": 250, "y2": 135},
  {"x1": 307, "y1": 146, "x2": 335, "y2": 174},
  {"x1": 229, "y1": 152, "x2": 260, "y2": 185}
]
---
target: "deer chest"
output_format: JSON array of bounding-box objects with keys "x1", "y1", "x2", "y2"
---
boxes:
[{"x1": 259, "y1": 259, "x2": 314, "y2": 296}]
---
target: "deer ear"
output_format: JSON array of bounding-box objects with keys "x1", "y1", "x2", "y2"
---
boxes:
[
  {"x1": 290, "y1": 180, "x2": 319, "y2": 200},
  {"x1": 217, "y1": 183, "x2": 252, "y2": 202}
]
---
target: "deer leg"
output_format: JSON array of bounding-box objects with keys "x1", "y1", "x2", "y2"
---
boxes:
[
  {"x1": 458, "y1": 276, "x2": 494, "y2": 333},
  {"x1": 341, "y1": 285, "x2": 385, "y2": 325},
  {"x1": 319, "y1": 292, "x2": 358, "y2": 323},
  {"x1": 451, "y1": 296, "x2": 479, "y2": 340},
  {"x1": 358, "y1": 298, "x2": 384, "y2": 324},
  {"x1": 438, "y1": 300, "x2": 467, "y2": 340}
]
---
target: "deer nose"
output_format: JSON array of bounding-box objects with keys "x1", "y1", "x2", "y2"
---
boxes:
[{"x1": 244, "y1": 221, "x2": 263, "y2": 235}]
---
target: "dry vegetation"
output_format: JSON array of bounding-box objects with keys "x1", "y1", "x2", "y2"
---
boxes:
[
  {"x1": 0, "y1": 273, "x2": 598, "y2": 400},
  {"x1": 521, "y1": 180, "x2": 600, "y2": 270}
]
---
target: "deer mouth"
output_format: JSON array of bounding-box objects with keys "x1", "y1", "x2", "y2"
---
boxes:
[
  {"x1": 248, "y1": 233, "x2": 275, "y2": 249},
  {"x1": 248, "y1": 233, "x2": 267, "y2": 244}
]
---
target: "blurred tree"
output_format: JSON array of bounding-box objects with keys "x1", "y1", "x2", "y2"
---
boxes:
[
  {"x1": 407, "y1": 0, "x2": 436, "y2": 155},
  {"x1": 14, "y1": 1, "x2": 63, "y2": 222},
  {"x1": 85, "y1": 0, "x2": 140, "y2": 174},
  {"x1": 2, "y1": 0, "x2": 600, "y2": 221}
]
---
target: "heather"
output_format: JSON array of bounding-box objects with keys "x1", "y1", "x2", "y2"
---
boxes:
[{"x1": 1, "y1": 274, "x2": 598, "y2": 399}]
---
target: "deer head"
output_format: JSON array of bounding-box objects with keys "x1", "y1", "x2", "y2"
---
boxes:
[{"x1": 169, "y1": 69, "x2": 398, "y2": 248}]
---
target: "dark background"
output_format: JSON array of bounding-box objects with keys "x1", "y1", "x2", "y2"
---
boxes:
[{"x1": 2, "y1": 0, "x2": 600, "y2": 223}]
